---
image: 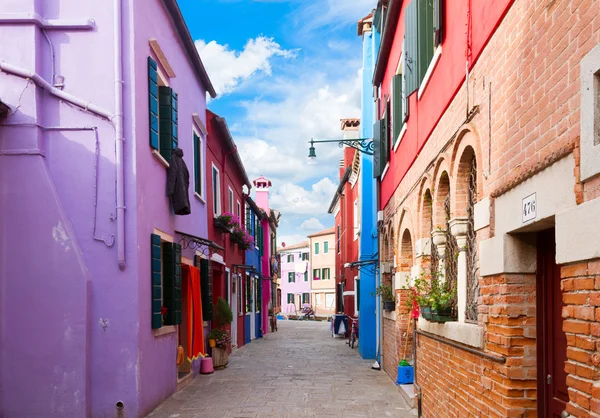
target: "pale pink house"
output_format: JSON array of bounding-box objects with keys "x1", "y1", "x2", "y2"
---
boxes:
[{"x1": 278, "y1": 241, "x2": 310, "y2": 313}]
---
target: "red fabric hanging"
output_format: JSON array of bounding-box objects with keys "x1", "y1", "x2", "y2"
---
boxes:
[{"x1": 183, "y1": 264, "x2": 205, "y2": 360}]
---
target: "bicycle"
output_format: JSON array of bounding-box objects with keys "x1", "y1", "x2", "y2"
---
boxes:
[
  {"x1": 347, "y1": 316, "x2": 358, "y2": 349},
  {"x1": 270, "y1": 313, "x2": 278, "y2": 332}
]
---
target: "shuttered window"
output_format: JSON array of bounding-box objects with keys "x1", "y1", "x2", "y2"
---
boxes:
[
  {"x1": 324, "y1": 241, "x2": 329, "y2": 254},
  {"x1": 302, "y1": 293, "x2": 310, "y2": 304},
  {"x1": 382, "y1": 102, "x2": 390, "y2": 167},
  {"x1": 148, "y1": 58, "x2": 160, "y2": 151},
  {"x1": 313, "y1": 269, "x2": 320, "y2": 280},
  {"x1": 162, "y1": 241, "x2": 182, "y2": 325},
  {"x1": 196, "y1": 256, "x2": 213, "y2": 321},
  {"x1": 315, "y1": 242, "x2": 319, "y2": 255},
  {"x1": 402, "y1": 38, "x2": 410, "y2": 123},
  {"x1": 287, "y1": 294, "x2": 294, "y2": 304},
  {"x1": 323, "y1": 268, "x2": 331, "y2": 280},
  {"x1": 150, "y1": 234, "x2": 162, "y2": 329},
  {"x1": 373, "y1": 119, "x2": 383, "y2": 178},
  {"x1": 433, "y1": 0, "x2": 443, "y2": 45},
  {"x1": 193, "y1": 133, "x2": 202, "y2": 195},
  {"x1": 304, "y1": 271, "x2": 308, "y2": 282},
  {"x1": 404, "y1": 1, "x2": 419, "y2": 95},
  {"x1": 158, "y1": 86, "x2": 178, "y2": 162},
  {"x1": 392, "y1": 74, "x2": 403, "y2": 146},
  {"x1": 417, "y1": 0, "x2": 435, "y2": 83},
  {"x1": 288, "y1": 272, "x2": 295, "y2": 283}
]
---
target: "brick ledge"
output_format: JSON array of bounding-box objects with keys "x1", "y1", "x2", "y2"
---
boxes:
[{"x1": 417, "y1": 318, "x2": 484, "y2": 348}]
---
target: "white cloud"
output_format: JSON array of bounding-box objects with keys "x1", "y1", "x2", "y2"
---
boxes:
[
  {"x1": 269, "y1": 178, "x2": 337, "y2": 215},
  {"x1": 235, "y1": 69, "x2": 362, "y2": 187},
  {"x1": 300, "y1": 217, "x2": 326, "y2": 231},
  {"x1": 195, "y1": 36, "x2": 297, "y2": 97},
  {"x1": 296, "y1": 0, "x2": 376, "y2": 32}
]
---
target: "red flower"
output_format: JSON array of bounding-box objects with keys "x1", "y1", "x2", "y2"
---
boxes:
[{"x1": 161, "y1": 306, "x2": 168, "y2": 316}]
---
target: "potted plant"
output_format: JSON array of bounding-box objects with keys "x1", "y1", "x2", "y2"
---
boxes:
[
  {"x1": 396, "y1": 359, "x2": 414, "y2": 384},
  {"x1": 373, "y1": 284, "x2": 395, "y2": 311},
  {"x1": 211, "y1": 297, "x2": 234, "y2": 369},
  {"x1": 214, "y1": 212, "x2": 237, "y2": 233},
  {"x1": 404, "y1": 271, "x2": 456, "y2": 323}
]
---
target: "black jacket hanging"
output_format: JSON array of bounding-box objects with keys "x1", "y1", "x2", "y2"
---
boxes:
[{"x1": 166, "y1": 148, "x2": 191, "y2": 215}]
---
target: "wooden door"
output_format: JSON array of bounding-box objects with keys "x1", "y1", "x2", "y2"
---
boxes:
[{"x1": 536, "y1": 229, "x2": 568, "y2": 417}]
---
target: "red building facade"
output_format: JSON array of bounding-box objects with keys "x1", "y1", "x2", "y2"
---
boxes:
[
  {"x1": 206, "y1": 110, "x2": 252, "y2": 350},
  {"x1": 329, "y1": 119, "x2": 361, "y2": 318},
  {"x1": 372, "y1": 0, "x2": 600, "y2": 416}
]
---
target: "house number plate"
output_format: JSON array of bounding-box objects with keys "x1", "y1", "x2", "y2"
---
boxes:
[{"x1": 522, "y1": 193, "x2": 537, "y2": 223}]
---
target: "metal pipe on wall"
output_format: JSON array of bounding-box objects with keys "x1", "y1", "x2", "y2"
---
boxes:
[{"x1": 113, "y1": 0, "x2": 126, "y2": 268}]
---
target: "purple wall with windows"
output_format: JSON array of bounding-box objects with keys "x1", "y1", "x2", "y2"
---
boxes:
[{"x1": 0, "y1": 0, "x2": 214, "y2": 416}]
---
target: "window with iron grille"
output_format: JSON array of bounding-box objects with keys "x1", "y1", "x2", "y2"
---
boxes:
[
  {"x1": 444, "y1": 194, "x2": 458, "y2": 319},
  {"x1": 465, "y1": 159, "x2": 479, "y2": 323}
]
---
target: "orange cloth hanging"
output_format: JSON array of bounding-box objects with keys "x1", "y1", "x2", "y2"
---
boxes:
[{"x1": 182, "y1": 264, "x2": 205, "y2": 360}]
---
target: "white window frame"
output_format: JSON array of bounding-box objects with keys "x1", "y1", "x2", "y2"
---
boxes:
[
  {"x1": 417, "y1": 45, "x2": 443, "y2": 100},
  {"x1": 228, "y1": 187, "x2": 234, "y2": 214},
  {"x1": 192, "y1": 126, "x2": 205, "y2": 201},
  {"x1": 236, "y1": 200, "x2": 241, "y2": 222},
  {"x1": 151, "y1": 67, "x2": 171, "y2": 168},
  {"x1": 212, "y1": 164, "x2": 221, "y2": 216}
]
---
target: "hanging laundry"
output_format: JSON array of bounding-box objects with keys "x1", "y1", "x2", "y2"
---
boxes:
[{"x1": 166, "y1": 148, "x2": 191, "y2": 215}]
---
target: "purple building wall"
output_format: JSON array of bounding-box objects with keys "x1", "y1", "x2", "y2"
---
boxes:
[{"x1": 0, "y1": 1, "x2": 213, "y2": 417}]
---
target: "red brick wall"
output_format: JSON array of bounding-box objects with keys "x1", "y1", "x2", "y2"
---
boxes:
[
  {"x1": 378, "y1": 0, "x2": 600, "y2": 415},
  {"x1": 560, "y1": 260, "x2": 600, "y2": 417}
]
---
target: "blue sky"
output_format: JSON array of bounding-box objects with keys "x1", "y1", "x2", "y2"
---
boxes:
[{"x1": 180, "y1": 0, "x2": 376, "y2": 246}]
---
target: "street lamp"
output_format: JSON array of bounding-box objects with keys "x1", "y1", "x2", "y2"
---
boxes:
[{"x1": 306, "y1": 137, "x2": 374, "y2": 165}]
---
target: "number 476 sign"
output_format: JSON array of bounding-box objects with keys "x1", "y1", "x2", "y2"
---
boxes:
[{"x1": 522, "y1": 193, "x2": 537, "y2": 223}]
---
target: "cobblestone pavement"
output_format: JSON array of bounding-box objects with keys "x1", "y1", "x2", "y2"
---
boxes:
[{"x1": 147, "y1": 320, "x2": 414, "y2": 418}]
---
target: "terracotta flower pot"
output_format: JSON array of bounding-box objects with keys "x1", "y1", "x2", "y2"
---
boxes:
[{"x1": 209, "y1": 339, "x2": 216, "y2": 348}]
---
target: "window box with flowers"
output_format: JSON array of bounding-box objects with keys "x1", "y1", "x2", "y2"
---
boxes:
[
  {"x1": 230, "y1": 225, "x2": 254, "y2": 251},
  {"x1": 214, "y1": 212, "x2": 238, "y2": 233},
  {"x1": 404, "y1": 271, "x2": 456, "y2": 323}
]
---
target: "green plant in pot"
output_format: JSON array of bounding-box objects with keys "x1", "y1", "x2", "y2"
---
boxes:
[
  {"x1": 403, "y1": 271, "x2": 456, "y2": 323},
  {"x1": 373, "y1": 284, "x2": 395, "y2": 311}
]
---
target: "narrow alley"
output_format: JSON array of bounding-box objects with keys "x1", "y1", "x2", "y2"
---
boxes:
[{"x1": 147, "y1": 321, "x2": 414, "y2": 418}]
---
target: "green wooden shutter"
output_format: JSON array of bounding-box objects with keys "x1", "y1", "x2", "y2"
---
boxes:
[
  {"x1": 148, "y1": 57, "x2": 159, "y2": 150},
  {"x1": 324, "y1": 241, "x2": 329, "y2": 253},
  {"x1": 382, "y1": 104, "x2": 390, "y2": 167},
  {"x1": 197, "y1": 257, "x2": 213, "y2": 321},
  {"x1": 373, "y1": 119, "x2": 382, "y2": 178},
  {"x1": 302, "y1": 293, "x2": 309, "y2": 304},
  {"x1": 194, "y1": 133, "x2": 200, "y2": 194},
  {"x1": 315, "y1": 243, "x2": 319, "y2": 255},
  {"x1": 402, "y1": 38, "x2": 410, "y2": 123},
  {"x1": 433, "y1": 0, "x2": 443, "y2": 46},
  {"x1": 405, "y1": 1, "x2": 418, "y2": 95},
  {"x1": 159, "y1": 87, "x2": 178, "y2": 162},
  {"x1": 151, "y1": 234, "x2": 162, "y2": 329},
  {"x1": 418, "y1": 0, "x2": 435, "y2": 84},
  {"x1": 245, "y1": 205, "x2": 251, "y2": 234},
  {"x1": 304, "y1": 271, "x2": 308, "y2": 282},
  {"x1": 392, "y1": 74, "x2": 403, "y2": 146},
  {"x1": 162, "y1": 242, "x2": 182, "y2": 325}
]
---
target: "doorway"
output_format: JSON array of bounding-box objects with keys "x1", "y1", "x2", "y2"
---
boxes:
[
  {"x1": 536, "y1": 228, "x2": 568, "y2": 417},
  {"x1": 250, "y1": 275, "x2": 256, "y2": 340},
  {"x1": 230, "y1": 271, "x2": 237, "y2": 348}
]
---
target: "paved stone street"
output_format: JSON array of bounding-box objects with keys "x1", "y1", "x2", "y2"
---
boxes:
[{"x1": 147, "y1": 320, "x2": 414, "y2": 418}]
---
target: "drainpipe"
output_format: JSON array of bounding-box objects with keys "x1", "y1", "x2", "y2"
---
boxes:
[
  {"x1": 0, "y1": 0, "x2": 126, "y2": 268},
  {"x1": 113, "y1": 0, "x2": 125, "y2": 268},
  {"x1": 0, "y1": 62, "x2": 112, "y2": 120}
]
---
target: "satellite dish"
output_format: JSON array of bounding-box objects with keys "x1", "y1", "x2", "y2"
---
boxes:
[{"x1": 281, "y1": 242, "x2": 286, "y2": 247}]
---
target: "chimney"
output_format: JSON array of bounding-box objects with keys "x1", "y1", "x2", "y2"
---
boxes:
[
  {"x1": 341, "y1": 118, "x2": 360, "y2": 140},
  {"x1": 253, "y1": 176, "x2": 272, "y2": 212}
]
